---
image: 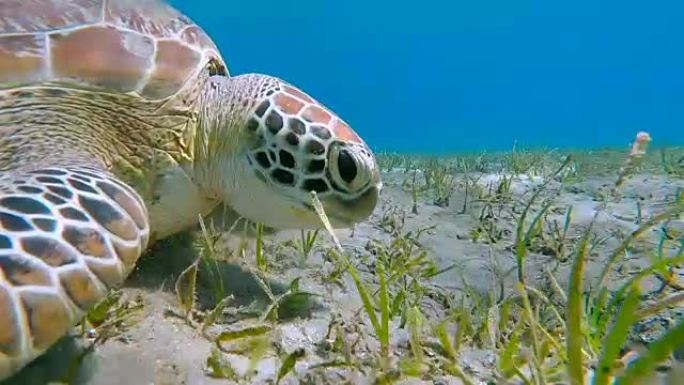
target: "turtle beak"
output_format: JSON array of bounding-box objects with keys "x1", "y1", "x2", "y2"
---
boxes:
[{"x1": 322, "y1": 179, "x2": 382, "y2": 228}]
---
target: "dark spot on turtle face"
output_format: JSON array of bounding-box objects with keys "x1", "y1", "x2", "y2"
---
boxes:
[
  {"x1": 255, "y1": 100, "x2": 270, "y2": 117},
  {"x1": 17, "y1": 186, "x2": 42, "y2": 194},
  {"x1": 30, "y1": 169, "x2": 66, "y2": 176},
  {"x1": 268, "y1": 150, "x2": 277, "y2": 162},
  {"x1": 307, "y1": 159, "x2": 326, "y2": 174},
  {"x1": 43, "y1": 193, "x2": 67, "y2": 205},
  {"x1": 303, "y1": 179, "x2": 329, "y2": 193},
  {"x1": 305, "y1": 140, "x2": 325, "y2": 155},
  {"x1": 266, "y1": 89, "x2": 275, "y2": 96},
  {"x1": 255, "y1": 152, "x2": 271, "y2": 169},
  {"x1": 0, "y1": 235, "x2": 11, "y2": 249},
  {"x1": 337, "y1": 149, "x2": 358, "y2": 184},
  {"x1": 279, "y1": 150, "x2": 295, "y2": 168},
  {"x1": 288, "y1": 118, "x2": 306, "y2": 135},
  {"x1": 36, "y1": 176, "x2": 63, "y2": 184},
  {"x1": 311, "y1": 126, "x2": 332, "y2": 140},
  {"x1": 14, "y1": 180, "x2": 26, "y2": 185},
  {"x1": 285, "y1": 132, "x2": 299, "y2": 146},
  {"x1": 271, "y1": 169, "x2": 295, "y2": 185},
  {"x1": 33, "y1": 218, "x2": 57, "y2": 232},
  {"x1": 60, "y1": 207, "x2": 88, "y2": 221},
  {"x1": 0, "y1": 197, "x2": 50, "y2": 215},
  {"x1": 247, "y1": 118, "x2": 259, "y2": 132},
  {"x1": 0, "y1": 212, "x2": 33, "y2": 231},
  {"x1": 265, "y1": 111, "x2": 284, "y2": 134},
  {"x1": 21, "y1": 236, "x2": 76, "y2": 266},
  {"x1": 67, "y1": 179, "x2": 97, "y2": 194}
]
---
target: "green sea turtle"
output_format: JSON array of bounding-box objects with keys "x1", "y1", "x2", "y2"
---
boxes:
[{"x1": 0, "y1": 0, "x2": 381, "y2": 379}]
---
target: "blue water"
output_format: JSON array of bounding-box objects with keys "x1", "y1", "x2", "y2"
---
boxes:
[{"x1": 169, "y1": 0, "x2": 684, "y2": 154}]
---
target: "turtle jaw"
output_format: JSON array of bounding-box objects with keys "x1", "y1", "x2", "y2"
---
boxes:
[
  {"x1": 310, "y1": 182, "x2": 382, "y2": 228},
  {"x1": 225, "y1": 158, "x2": 380, "y2": 230},
  {"x1": 222, "y1": 152, "x2": 381, "y2": 230}
]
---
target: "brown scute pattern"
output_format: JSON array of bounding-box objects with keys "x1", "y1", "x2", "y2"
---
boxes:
[
  {"x1": 59, "y1": 207, "x2": 89, "y2": 221},
  {"x1": 59, "y1": 269, "x2": 105, "y2": 310},
  {"x1": 101, "y1": 176, "x2": 147, "y2": 215},
  {"x1": 105, "y1": 0, "x2": 191, "y2": 39},
  {"x1": 331, "y1": 119, "x2": 362, "y2": 143},
  {"x1": 19, "y1": 291, "x2": 72, "y2": 351},
  {"x1": 62, "y1": 226, "x2": 109, "y2": 259},
  {"x1": 0, "y1": 235, "x2": 12, "y2": 249},
  {"x1": 46, "y1": 185, "x2": 73, "y2": 199},
  {"x1": 44, "y1": 193, "x2": 67, "y2": 206},
  {"x1": 282, "y1": 85, "x2": 314, "y2": 103},
  {"x1": 0, "y1": 285, "x2": 20, "y2": 356},
  {"x1": 274, "y1": 93, "x2": 305, "y2": 115},
  {"x1": 301, "y1": 105, "x2": 332, "y2": 125},
  {"x1": 0, "y1": 0, "x2": 102, "y2": 33},
  {"x1": 17, "y1": 186, "x2": 42, "y2": 195},
  {"x1": 0, "y1": 212, "x2": 32, "y2": 232},
  {"x1": 0, "y1": 254, "x2": 51, "y2": 287},
  {"x1": 67, "y1": 178, "x2": 97, "y2": 194},
  {"x1": 96, "y1": 181, "x2": 146, "y2": 230},
  {"x1": 32, "y1": 218, "x2": 57, "y2": 232},
  {"x1": 38, "y1": 176, "x2": 65, "y2": 185},
  {"x1": 0, "y1": 196, "x2": 50, "y2": 215},
  {"x1": 21, "y1": 236, "x2": 77, "y2": 267},
  {"x1": 179, "y1": 25, "x2": 220, "y2": 53},
  {"x1": 29, "y1": 170, "x2": 67, "y2": 176},
  {"x1": 85, "y1": 259, "x2": 123, "y2": 288},
  {"x1": 0, "y1": 35, "x2": 45, "y2": 84},
  {"x1": 0, "y1": 166, "x2": 149, "y2": 380},
  {"x1": 113, "y1": 242, "x2": 140, "y2": 271},
  {"x1": 50, "y1": 26, "x2": 155, "y2": 92},
  {"x1": 79, "y1": 195, "x2": 137, "y2": 241},
  {"x1": 1, "y1": 0, "x2": 226, "y2": 94},
  {"x1": 142, "y1": 39, "x2": 202, "y2": 99}
]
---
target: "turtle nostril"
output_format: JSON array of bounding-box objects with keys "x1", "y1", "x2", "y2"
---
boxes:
[{"x1": 337, "y1": 149, "x2": 357, "y2": 184}]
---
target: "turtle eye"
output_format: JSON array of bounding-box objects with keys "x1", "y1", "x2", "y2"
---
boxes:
[
  {"x1": 329, "y1": 144, "x2": 371, "y2": 192},
  {"x1": 336, "y1": 149, "x2": 357, "y2": 184}
]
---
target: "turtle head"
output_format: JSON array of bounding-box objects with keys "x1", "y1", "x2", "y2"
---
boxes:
[{"x1": 206, "y1": 74, "x2": 381, "y2": 230}]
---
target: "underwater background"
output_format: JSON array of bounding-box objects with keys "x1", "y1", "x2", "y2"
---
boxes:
[{"x1": 169, "y1": 0, "x2": 683, "y2": 154}]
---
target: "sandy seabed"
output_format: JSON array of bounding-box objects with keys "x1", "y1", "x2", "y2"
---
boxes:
[{"x1": 5, "y1": 153, "x2": 684, "y2": 385}]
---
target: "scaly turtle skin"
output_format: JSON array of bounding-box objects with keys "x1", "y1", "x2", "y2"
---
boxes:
[{"x1": 0, "y1": 0, "x2": 381, "y2": 379}]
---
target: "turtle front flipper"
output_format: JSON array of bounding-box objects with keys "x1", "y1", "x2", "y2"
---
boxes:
[{"x1": 0, "y1": 166, "x2": 149, "y2": 380}]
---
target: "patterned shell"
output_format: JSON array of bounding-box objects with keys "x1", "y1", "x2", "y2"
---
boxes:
[{"x1": 0, "y1": 0, "x2": 227, "y2": 100}]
